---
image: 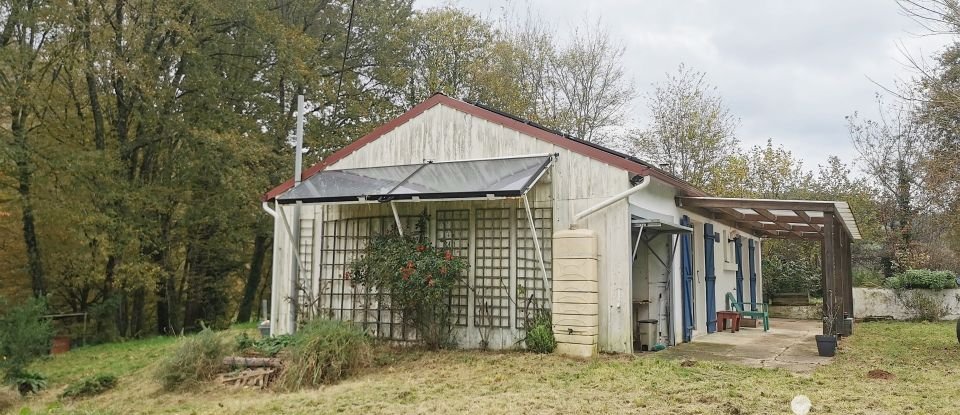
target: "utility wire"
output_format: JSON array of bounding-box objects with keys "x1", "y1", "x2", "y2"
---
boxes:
[{"x1": 335, "y1": 0, "x2": 358, "y2": 110}]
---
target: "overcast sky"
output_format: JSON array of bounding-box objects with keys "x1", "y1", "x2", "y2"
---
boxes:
[{"x1": 414, "y1": 0, "x2": 951, "y2": 171}]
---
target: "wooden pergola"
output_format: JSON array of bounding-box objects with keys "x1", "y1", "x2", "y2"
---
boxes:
[{"x1": 676, "y1": 197, "x2": 861, "y2": 335}]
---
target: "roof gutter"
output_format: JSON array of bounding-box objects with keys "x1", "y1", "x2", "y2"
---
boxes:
[{"x1": 572, "y1": 175, "x2": 651, "y2": 227}]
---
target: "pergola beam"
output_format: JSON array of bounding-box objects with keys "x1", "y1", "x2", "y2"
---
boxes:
[
  {"x1": 794, "y1": 210, "x2": 824, "y2": 236},
  {"x1": 755, "y1": 208, "x2": 804, "y2": 238},
  {"x1": 678, "y1": 197, "x2": 837, "y2": 212}
]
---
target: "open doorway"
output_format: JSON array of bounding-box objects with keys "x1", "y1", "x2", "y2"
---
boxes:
[{"x1": 629, "y1": 215, "x2": 691, "y2": 351}]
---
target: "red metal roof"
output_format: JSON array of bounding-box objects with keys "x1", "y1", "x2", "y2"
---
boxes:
[{"x1": 263, "y1": 93, "x2": 707, "y2": 201}]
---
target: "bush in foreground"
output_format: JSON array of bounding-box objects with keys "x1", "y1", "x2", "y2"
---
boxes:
[
  {"x1": 60, "y1": 374, "x2": 117, "y2": 399},
  {"x1": 155, "y1": 329, "x2": 228, "y2": 391},
  {"x1": 0, "y1": 298, "x2": 53, "y2": 375},
  {"x1": 279, "y1": 320, "x2": 373, "y2": 390},
  {"x1": 524, "y1": 310, "x2": 556, "y2": 354}
]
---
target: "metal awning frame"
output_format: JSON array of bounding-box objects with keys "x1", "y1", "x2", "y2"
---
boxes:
[{"x1": 276, "y1": 154, "x2": 556, "y2": 205}]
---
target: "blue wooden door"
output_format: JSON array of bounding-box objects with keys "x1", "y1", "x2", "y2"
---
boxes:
[
  {"x1": 734, "y1": 236, "x2": 744, "y2": 304},
  {"x1": 704, "y1": 223, "x2": 718, "y2": 333},
  {"x1": 680, "y1": 216, "x2": 694, "y2": 342},
  {"x1": 748, "y1": 239, "x2": 758, "y2": 311}
]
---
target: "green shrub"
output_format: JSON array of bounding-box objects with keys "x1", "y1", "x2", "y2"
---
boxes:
[
  {"x1": 524, "y1": 311, "x2": 556, "y2": 354},
  {"x1": 60, "y1": 374, "x2": 117, "y2": 399},
  {"x1": 762, "y1": 257, "x2": 822, "y2": 298},
  {"x1": 279, "y1": 320, "x2": 373, "y2": 390},
  {"x1": 0, "y1": 298, "x2": 53, "y2": 380},
  {"x1": 8, "y1": 370, "x2": 46, "y2": 396},
  {"x1": 154, "y1": 329, "x2": 228, "y2": 391},
  {"x1": 349, "y1": 214, "x2": 468, "y2": 349},
  {"x1": 886, "y1": 269, "x2": 958, "y2": 290},
  {"x1": 853, "y1": 268, "x2": 885, "y2": 288},
  {"x1": 234, "y1": 332, "x2": 295, "y2": 357}
]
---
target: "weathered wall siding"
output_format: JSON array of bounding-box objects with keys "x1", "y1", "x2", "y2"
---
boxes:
[
  {"x1": 270, "y1": 202, "x2": 320, "y2": 335},
  {"x1": 325, "y1": 104, "x2": 634, "y2": 352}
]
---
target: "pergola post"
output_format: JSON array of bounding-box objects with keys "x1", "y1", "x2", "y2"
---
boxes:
[
  {"x1": 844, "y1": 229, "x2": 854, "y2": 319},
  {"x1": 822, "y1": 212, "x2": 837, "y2": 335}
]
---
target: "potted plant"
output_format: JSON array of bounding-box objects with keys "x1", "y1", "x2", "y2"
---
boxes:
[{"x1": 816, "y1": 290, "x2": 840, "y2": 357}]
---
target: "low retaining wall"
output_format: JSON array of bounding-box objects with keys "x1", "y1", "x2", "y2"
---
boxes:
[
  {"x1": 853, "y1": 287, "x2": 960, "y2": 320},
  {"x1": 769, "y1": 304, "x2": 822, "y2": 320}
]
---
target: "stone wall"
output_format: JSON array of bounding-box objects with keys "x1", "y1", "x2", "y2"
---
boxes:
[
  {"x1": 769, "y1": 305, "x2": 822, "y2": 320},
  {"x1": 853, "y1": 287, "x2": 960, "y2": 320}
]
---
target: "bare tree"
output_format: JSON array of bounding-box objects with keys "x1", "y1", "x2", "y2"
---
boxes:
[
  {"x1": 848, "y1": 97, "x2": 929, "y2": 271},
  {"x1": 544, "y1": 23, "x2": 635, "y2": 143},
  {"x1": 630, "y1": 64, "x2": 739, "y2": 190}
]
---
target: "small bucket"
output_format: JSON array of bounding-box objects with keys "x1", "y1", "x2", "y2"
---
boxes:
[{"x1": 51, "y1": 335, "x2": 71, "y2": 355}]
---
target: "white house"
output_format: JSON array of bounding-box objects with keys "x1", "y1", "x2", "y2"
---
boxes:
[{"x1": 262, "y1": 93, "x2": 861, "y2": 355}]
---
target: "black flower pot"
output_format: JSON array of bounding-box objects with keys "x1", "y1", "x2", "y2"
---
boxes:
[{"x1": 815, "y1": 334, "x2": 837, "y2": 357}]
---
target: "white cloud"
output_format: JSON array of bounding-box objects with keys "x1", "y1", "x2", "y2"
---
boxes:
[{"x1": 415, "y1": 0, "x2": 952, "y2": 169}]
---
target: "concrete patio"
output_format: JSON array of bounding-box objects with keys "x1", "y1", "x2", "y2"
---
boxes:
[{"x1": 661, "y1": 318, "x2": 832, "y2": 373}]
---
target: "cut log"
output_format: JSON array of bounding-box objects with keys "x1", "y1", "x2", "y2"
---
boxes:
[
  {"x1": 222, "y1": 356, "x2": 282, "y2": 368},
  {"x1": 218, "y1": 368, "x2": 278, "y2": 389}
]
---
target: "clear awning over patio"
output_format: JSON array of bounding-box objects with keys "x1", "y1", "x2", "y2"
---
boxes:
[{"x1": 276, "y1": 154, "x2": 554, "y2": 204}]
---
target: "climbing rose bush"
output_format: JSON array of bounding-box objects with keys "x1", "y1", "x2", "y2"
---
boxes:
[{"x1": 349, "y1": 230, "x2": 468, "y2": 349}]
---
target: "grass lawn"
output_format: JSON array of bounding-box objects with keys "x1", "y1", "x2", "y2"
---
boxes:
[{"x1": 8, "y1": 321, "x2": 960, "y2": 414}]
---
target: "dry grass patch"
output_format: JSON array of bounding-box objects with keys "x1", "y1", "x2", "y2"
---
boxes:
[{"x1": 12, "y1": 321, "x2": 960, "y2": 414}]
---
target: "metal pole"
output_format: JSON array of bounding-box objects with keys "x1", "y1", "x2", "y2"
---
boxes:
[
  {"x1": 390, "y1": 202, "x2": 404, "y2": 236},
  {"x1": 522, "y1": 195, "x2": 550, "y2": 306},
  {"x1": 295, "y1": 95, "x2": 304, "y2": 185}
]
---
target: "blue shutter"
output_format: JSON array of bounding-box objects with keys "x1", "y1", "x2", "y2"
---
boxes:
[
  {"x1": 703, "y1": 223, "x2": 718, "y2": 334},
  {"x1": 680, "y1": 216, "x2": 694, "y2": 343},
  {"x1": 748, "y1": 239, "x2": 758, "y2": 311},
  {"x1": 734, "y1": 236, "x2": 744, "y2": 305}
]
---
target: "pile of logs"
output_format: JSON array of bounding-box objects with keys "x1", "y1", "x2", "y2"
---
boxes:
[{"x1": 218, "y1": 357, "x2": 283, "y2": 389}]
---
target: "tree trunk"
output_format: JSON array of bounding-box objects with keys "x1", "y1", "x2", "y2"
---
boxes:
[
  {"x1": 237, "y1": 234, "x2": 270, "y2": 323},
  {"x1": 12, "y1": 108, "x2": 45, "y2": 297},
  {"x1": 131, "y1": 286, "x2": 145, "y2": 337}
]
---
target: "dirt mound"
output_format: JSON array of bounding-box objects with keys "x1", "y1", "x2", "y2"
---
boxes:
[{"x1": 867, "y1": 369, "x2": 895, "y2": 380}]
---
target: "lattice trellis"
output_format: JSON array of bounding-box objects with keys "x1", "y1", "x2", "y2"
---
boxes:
[
  {"x1": 317, "y1": 214, "x2": 420, "y2": 342},
  {"x1": 435, "y1": 210, "x2": 470, "y2": 326},
  {"x1": 474, "y1": 208, "x2": 512, "y2": 328},
  {"x1": 515, "y1": 207, "x2": 553, "y2": 327}
]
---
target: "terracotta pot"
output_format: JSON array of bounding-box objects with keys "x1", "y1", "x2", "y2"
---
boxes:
[{"x1": 51, "y1": 335, "x2": 71, "y2": 355}]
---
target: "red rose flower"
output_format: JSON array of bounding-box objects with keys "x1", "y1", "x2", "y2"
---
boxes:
[
  {"x1": 416, "y1": 245, "x2": 426, "y2": 252},
  {"x1": 444, "y1": 250, "x2": 453, "y2": 261}
]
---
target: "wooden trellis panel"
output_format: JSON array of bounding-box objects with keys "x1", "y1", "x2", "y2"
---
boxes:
[
  {"x1": 436, "y1": 209, "x2": 471, "y2": 326},
  {"x1": 474, "y1": 208, "x2": 512, "y2": 328},
  {"x1": 515, "y1": 207, "x2": 553, "y2": 327}
]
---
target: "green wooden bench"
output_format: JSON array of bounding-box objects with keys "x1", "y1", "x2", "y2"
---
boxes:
[{"x1": 725, "y1": 292, "x2": 770, "y2": 331}]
